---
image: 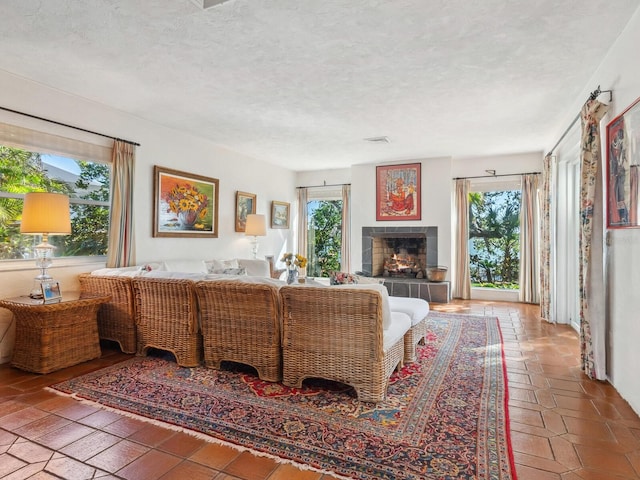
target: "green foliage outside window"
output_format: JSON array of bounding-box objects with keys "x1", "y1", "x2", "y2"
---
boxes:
[
  {"x1": 306, "y1": 200, "x2": 342, "y2": 277},
  {"x1": 0, "y1": 146, "x2": 110, "y2": 260},
  {"x1": 468, "y1": 190, "x2": 520, "y2": 289}
]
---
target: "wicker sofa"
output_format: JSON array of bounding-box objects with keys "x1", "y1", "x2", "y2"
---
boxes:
[
  {"x1": 79, "y1": 258, "x2": 270, "y2": 357},
  {"x1": 79, "y1": 260, "x2": 430, "y2": 401}
]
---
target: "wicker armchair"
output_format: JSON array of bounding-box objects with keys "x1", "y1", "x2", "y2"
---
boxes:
[
  {"x1": 78, "y1": 273, "x2": 137, "y2": 353},
  {"x1": 131, "y1": 277, "x2": 202, "y2": 367},
  {"x1": 195, "y1": 279, "x2": 282, "y2": 381},
  {"x1": 279, "y1": 285, "x2": 409, "y2": 403}
]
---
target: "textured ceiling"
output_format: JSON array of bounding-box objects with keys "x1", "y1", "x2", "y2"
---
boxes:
[{"x1": 1, "y1": 1, "x2": 638, "y2": 171}]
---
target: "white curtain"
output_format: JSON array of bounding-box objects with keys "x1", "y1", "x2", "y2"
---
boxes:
[
  {"x1": 453, "y1": 179, "x2": 471, "y2": 299},
  {"x1": 296, "y1": 187, "x2": 308, "y2": 261},
  {"x1": 519, "y1": 174, "x2": 540, "y2": 303},
  {"x1": 341, "y1": 184, "x2": 351, "y2": 272},
  {"x1": 106, "y1": 140, "x2": 136, "y2": 267}
]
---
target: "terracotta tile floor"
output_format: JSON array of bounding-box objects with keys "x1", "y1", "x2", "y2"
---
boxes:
[{"x1": 1, "y1": 300, "x2": 639, "y2": 479}]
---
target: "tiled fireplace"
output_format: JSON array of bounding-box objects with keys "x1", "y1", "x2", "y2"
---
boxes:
[{"x1": 361, "y1": 226, "x2": 450, "y2": 303}]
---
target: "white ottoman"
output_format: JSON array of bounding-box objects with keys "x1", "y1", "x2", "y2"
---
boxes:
[{"x1": 388, "y1": 296, "x2": 430, "y2": 363}]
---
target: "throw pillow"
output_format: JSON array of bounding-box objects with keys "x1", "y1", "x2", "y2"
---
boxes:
[
  {"x1": 329, "y1": 271, "x2": 358, "y2": 285},
  {"x1": 211, "y1": 267, "x2": 247, "y2": 276},
  {"x1": 204, "y1": 258, "x2": 239, "y2": 274}
]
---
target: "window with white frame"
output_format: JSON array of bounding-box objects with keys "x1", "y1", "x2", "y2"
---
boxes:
[
  {"x1": 0, "y1": 122, "x2": 111, "y2": 261},
  {"x1": 305, "y1": 187, "x2": 343, "y2": 277},
  {"x1": 468, "y1": 177, "x2": 522, "y2": 289}
]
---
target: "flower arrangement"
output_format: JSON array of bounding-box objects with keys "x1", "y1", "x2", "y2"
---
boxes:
[
  {"x1": 280, "y1": 252, "x2": 307, "y2": 269},
  {"x1": 165, "y1": 183, "x2": 208, "y2": 216},
  {"x1": 329, "y1": 271, "x2": 358, "y2": 285}
]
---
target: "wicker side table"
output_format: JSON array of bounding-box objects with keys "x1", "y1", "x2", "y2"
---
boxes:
[{"x1": 0, "y1": 293, "x2": 111, "y2": 374}]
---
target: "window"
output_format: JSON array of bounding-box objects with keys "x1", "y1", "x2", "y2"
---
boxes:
[
  {"x1": 468, "y1": 180, "x2": 521, "y2": 289},
  {"x1": 304, "y1": 186, "x2": 346, "y2": 277},
  {"x1": 0, "y1": 145, "x2": 110, "y2": 261}
]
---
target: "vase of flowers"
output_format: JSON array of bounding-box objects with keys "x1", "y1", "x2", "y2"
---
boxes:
[
  {"x1": 281, "y1": 253, "x2": 307, "y2": 285},
  {"x1": 165, "y1": 183, "x2": 209, "y2": 230}
]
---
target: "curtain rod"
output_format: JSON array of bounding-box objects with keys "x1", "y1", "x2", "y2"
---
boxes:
[
  {"x1": 545, "y1": 85, "x2": 612, "y2": 157},
  {"x1": 297, "y1": 183, "x2": 351, "y2": 189},
  {"x1": 0, "y1": 106, "x2": 141, "y2": 147},
  {"x1": 453, "y1": 171, "x2": 541, "y2": 180}
]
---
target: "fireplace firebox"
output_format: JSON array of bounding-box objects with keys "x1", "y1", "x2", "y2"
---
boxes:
[
  {"x1": 361, "y1": 226, "x2": 437, "y2": 277},
  {"x1": 361, "y1": 226, "x2": 449, "y2": 303}
]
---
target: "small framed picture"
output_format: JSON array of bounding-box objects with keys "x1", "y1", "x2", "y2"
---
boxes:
[
  {"x1": 271, "y1": 201, "x2": 290, "y2": 229},
  {"x1": 41, "y1": 281, "x2": 62, "y2": 303},
  {"x1": 235, "y1": 191, "x2": 257, "y2": 232}
]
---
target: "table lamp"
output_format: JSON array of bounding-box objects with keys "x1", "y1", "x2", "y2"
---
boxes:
[
  {"x1": 20, "y1": 192, "x2": 72, "y2": 298},
  {"x1": 244, "y1": 213, "x2": 266, "y2": 258}
]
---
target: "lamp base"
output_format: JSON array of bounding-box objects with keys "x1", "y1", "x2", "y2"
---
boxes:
[
  {"x1": 250, "y1": 236, "x2": 259, "y2": 259},
  {"x1": 30, "y1": 274, "x2": 54, "y2": 299}
]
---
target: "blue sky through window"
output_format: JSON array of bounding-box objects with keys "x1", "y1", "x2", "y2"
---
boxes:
[{"x1": 41, "y1": 154, "x2": 80, "y2": 174}]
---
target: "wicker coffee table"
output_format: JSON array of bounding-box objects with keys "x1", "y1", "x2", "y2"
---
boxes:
[{"x1": 0, "y1": 293, "x2": 111, "y2": 374}]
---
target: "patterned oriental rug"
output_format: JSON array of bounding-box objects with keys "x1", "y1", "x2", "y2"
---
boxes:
[{"x1": 50, "y1": 313, "x2": 517, "y2": 480}]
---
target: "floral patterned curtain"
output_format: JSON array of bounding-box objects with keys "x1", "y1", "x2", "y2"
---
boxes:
[
  {"x1": 579, "y1": 99, "x2": 608, "y2": 379},
  {"x1": 539, "y1": 154, "x2": 553, "y2": 320}
]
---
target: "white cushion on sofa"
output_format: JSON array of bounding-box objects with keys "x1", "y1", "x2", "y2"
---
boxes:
[
  {"x1": 143, "y1": 271, "x2": 207, "y2": 280},
  {"x1": 91, "y1": 266, "x2": 141, "y2": 277},
  {"x1": 383, "y1": 311, "x2": 412, "y2": 351},
  {"x1": 388, "y1": 297, "x2": 430, "y2": 326},
  {"x1": 203, "y1": 274, "x2": 286, "y2": 287},
  {"x1": 237, "y1": 258, "x2": 270, "y2": 277},
  {"x1": 163, "y1": 259, "x2": 208, "y2": 273}
]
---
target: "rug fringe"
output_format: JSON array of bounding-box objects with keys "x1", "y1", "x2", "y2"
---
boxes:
[{"x1": 44, "y1": 386, "x2": 352, "y2": 479}]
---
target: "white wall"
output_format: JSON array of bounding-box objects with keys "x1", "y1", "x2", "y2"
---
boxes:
[
  {"x1": 0, "y1": 70, "x2": 296, "y2": 363},
  {"x1": 301, "y1": 153, "x2": 542, "y2": 287},
  {"x1": 550, "y1": 7, "x2": 640, "y2": 415},
  {"x1": 349, "y1": 157, "x2": 453, "y2": 274},
  {"x1": 453, "y1": 152, "x2": 543, "y2": 300},
  {"x1": 451, "y1": 151, "x2": 543, "y2": 179}
]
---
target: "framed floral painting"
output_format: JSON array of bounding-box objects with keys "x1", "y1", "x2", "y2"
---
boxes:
[
  {"x1": 153, "y1": 166, "x2": 219, "y2": 238},
  {"x1": 376, "y1": 162, "x2": 421, "y2": 221},
  {"x1": 235, "y1": 191, "x2": 256, "y2": 232},
  {"x1": 271, "y1": 201, "x2": 290, "y2": 229}
]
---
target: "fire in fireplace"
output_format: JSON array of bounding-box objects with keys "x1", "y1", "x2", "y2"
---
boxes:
[{"x1": 384, "y1": 249, "x2": 422, "y2": 278}]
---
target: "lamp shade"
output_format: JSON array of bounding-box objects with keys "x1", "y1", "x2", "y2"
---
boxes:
[
  {"x1": 20, "y1": 192, "x2": 72, "y2": 235},
  {"x1": 244, "y1": 214, "x2": 266, "y2": 236}
]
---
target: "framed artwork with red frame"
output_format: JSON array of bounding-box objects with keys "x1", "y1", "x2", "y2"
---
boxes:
[
  {"x1": 376, "y1": 162, "x2": 422, "y2": 221},
  {"x1": 606, "y1": 96, "x2": 640, "y2": 228}
]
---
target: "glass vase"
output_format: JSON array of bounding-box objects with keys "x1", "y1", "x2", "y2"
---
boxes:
[{"x1": 286, "y1": 267, "x2": 299, "y2": 285}]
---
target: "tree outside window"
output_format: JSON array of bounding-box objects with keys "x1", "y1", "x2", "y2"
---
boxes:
[
  {"x1": 468, "y1": 190, "x2": 521, "y2": 289},
  {"x1": 306, "y1": 199, "x2": 342, "y2": 277}
]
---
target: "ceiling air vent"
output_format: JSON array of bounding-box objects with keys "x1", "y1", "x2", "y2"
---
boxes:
[
  {"x1": 190, "y1": 0, "x2": 232, "y2": 10},
  {"x1": 364, "y1": 136, "x2": 390, "y2": 143}
]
